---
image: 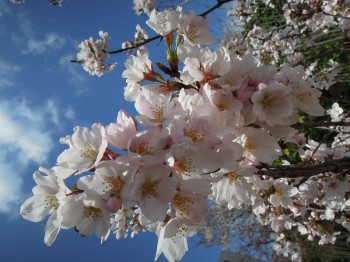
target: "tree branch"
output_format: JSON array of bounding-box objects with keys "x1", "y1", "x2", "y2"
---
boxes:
[
  {"x1": 292, "y1": 121, "x2": 350, "y2": 128},
  {"x1": 320, "y1": 9, "x2": 350, "y2": 20},
  {"x1": 257, "y1": 157, "x2": 350, "y2": 178},
  {"x1": 108, "y1": 35, "x2": 162, "y2": 54},
  {"x1": 199, "y1": 0, "x2": 233, "y2": 17}
]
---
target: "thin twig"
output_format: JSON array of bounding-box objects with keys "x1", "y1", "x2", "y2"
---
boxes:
[
  {"x1": 308, "y1": 130, "x2": 334, "y2": 161},
  {"x1": 105, "y1": 0, "x2": 233, "y2": 55},
  {"x1": 321, "y1": 9, "x2": 350, "y2": 20}
]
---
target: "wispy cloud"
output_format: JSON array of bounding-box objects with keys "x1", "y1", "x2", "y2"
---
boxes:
[
  {"x1": 64, "y1": 106, "x2": 76, "y2": 120},
  {"x1": 59, "y1": 54, "x2": 90, "y2": 94},
  {"x1": 0, "y1": 60, "x2": 21, "y2": 89},
  {"x1": 23, "y1": 32, "x2": 66, "y2": 55},
  {"x1": 0, "y1": 0, "x2": 13, "y2": 18},
  {"x1": 0, "y1": 156, "x2": 24, "y2": 217},
  {"x1": 19, "y1": 14, "x2": 34, "y2": 38}
]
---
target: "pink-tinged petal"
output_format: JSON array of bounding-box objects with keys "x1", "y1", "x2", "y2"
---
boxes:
[
  {"x1": 106, "y1": 197, "x2": 122, "y2": 213},
  {"x1": 106, "y1": 110, "x2": 137, "y2": 150}
]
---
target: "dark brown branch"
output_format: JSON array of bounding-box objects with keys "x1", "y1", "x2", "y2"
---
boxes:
[
  {"x1": 320, "y1": 9, "x2": 350, "y2": 20},
  {"x1": 108, "y1": 35, "x2": 162, "y2": 54},
  {"x1": 292, "y1": 121, "x2": 350, "y2": 128},
  {"x1": 257, "y1": 157, "x2": 350, "y2": 178},
  {"x1": 308, "y1": 130, "x2": 335, "y2": 163}
]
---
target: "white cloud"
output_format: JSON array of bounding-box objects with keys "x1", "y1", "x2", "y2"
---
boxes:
[
  {"x1": 0, "y1": 154, "x2": 24, "y2": 217},
  {"x1": 0, "y1": 106, "x2": 53, "y2": 162},
  {"x1": 0, "y1": 60, "x2": 21, "y2": 89},
  {"x1": 0, "y1": 97, "x2": 74, "y2": 216},
  {"x1": 24, "y1": 32, "x2": 66, "y2": 55},
  {"x1": 45, "y1": 99, "x2": 60, "y2": 126}
]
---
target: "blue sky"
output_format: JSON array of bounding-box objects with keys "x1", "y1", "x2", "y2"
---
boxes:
[{"x1": 0, "y1": 0, "x2": 228, "y2": 261}]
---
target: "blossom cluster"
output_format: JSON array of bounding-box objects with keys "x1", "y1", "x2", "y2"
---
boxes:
[
  {"x1": 133, "y1": 0, "x2": 155, "y2": 16},
  {"x1": 20, "y1": 2, "x2": 350, "y2": 262},
  {"x1": 121, "y1": 24, "x2": 150, "y2": 56},
  {"x1": 76, "y1": 31, "x2": 116, "y2": 77}
]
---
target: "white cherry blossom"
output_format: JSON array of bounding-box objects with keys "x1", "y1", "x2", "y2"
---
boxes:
[
  {"x1": 155, "y1": 218, "x2": 196, "y2": 262},
  {"x1": 146, "y1": 9, "x2": 181, "y2": 36},
  {"x1": 20, "y1": 167, "x2": 70, "y2": 246},
  {"x1": 60, "y1": 192, "x2": 111, "y2": 242},
  {"x1": 132, "y1": 165, "x2": 175, "y2": 222},
  {"x1": 57, "y1": 123, "x2": 107, "y2": 174},
  {"x1": 269, "y1": 179, "x2": 298, "y2": 208},
  {"x1": 179, "y1": 10, "x2": 215, "y2": 46}
]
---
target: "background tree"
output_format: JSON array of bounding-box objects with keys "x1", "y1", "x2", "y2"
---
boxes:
[{"x1": 198, "y1": 1, "x2": 350, "y2": 261}]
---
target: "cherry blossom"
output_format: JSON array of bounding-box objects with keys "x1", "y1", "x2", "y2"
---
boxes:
[
  {"x1": 20, "y1": 167, "x2": 70, "y2": 245},
  {"x1": 133, "y1": 0, "x2": 154, "y2": 16},
  {"x1": 57, "y1": 123, "x2": 107, "y2": 173},
  {"x1": 251, "y1": 82, "x2": 293, "y2": 126},
  {"x1": 269, "y1": 179, "x2": 298, "y2": 208},
  {"x1": 132, "y1": 165, "x2": 174, "y2": 222},
  {"x1": 60, "y1": 192, "x2": 111, "y2": 242},
  {"x1": 106, "y1": 110, "x2": 137, "y2": 150},
  {"x1": 19, "y1": 1, "x2": 350, "y2": 261},
  {"x1": 146, "y1": 9, "x2": 181, "y2": 36},
  {"x1": 179, "y1": 10, "x2": 215, "y2": 46},
  {"x1": 155, "y1": 218, "x2": 196, "y2": 262},
  {"x1": 76, "y1": 31, "x2": 115, "y2": 76}
]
